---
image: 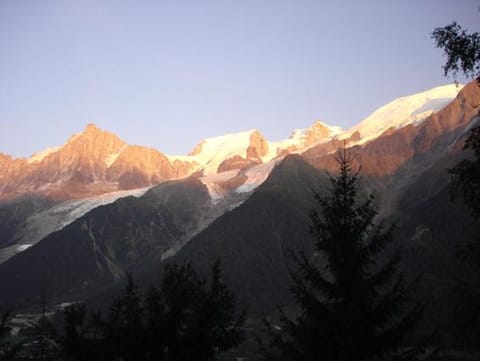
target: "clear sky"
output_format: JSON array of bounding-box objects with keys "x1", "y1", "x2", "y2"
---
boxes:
[{"x1": 1, "y1": 0, "x2": 479, "y2": 158}]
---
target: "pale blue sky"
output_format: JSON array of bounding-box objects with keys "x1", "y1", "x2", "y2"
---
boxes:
[{"x1": 1, "y1": 0, "x2": 479, "y2": 158}]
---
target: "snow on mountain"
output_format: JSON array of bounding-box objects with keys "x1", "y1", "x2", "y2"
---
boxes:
[
  {"x1": 0, "y1": 186, "x2": 151, "y2": 264},
  {"x1": 235, "y1": 159, "x2": 281, "y2": 193},
  {"x1": 269, "y1": 120, "x2": 342, "y2": 157},
  {"x1": 168, "y1": 121, "x2": 341, "y2": 178},
  {"x1": 199, "y1": 170, "x2": 240, "y2": 204},
  {"x1": 171, "y1": 129, "x2": 261, "y2": 176},
  {"x1": 105, "y1": 144, "x2": 128, "y2": 167},
  {"x1": 27, "y1": 146, "x2": 60, "y2": 163},
  {"x1": 199, "y1": 159, "x2": 281, "y2": 203},
  {"x1": 2, "y1": 83, "x2": 465, "y2": 204},
  {"x1": 344, "y1": 84, "x2": 462, "y2": 145},
  {"x1": 48, "y1": 186, "x2": 151, "y2": 230}
]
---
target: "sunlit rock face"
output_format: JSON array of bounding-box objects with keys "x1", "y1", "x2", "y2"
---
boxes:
[
  {"x1": 302, "y1": 83, "x2": 474, "y2": 177},
  {"x1": 217, "y1": 155, "x2": 261, "y2": 173},
  {"x1": 0, "y1": 83, "x2": 466, "y2": 202},
  {"x1": 247, "y1": 130, "x2": 269, "y2": 159},
  {"x1": 301, "y1": 121, "x2": 336, "y2": 147},
  {"x1": 0, "y1": 124, "x2": 192, "y2": 200},
  {"x1": 106, "y1": 145, "x2": 176, "y2": 189}
]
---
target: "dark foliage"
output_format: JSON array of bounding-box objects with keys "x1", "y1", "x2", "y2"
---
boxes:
[
  {"x1": 447, "y1": 125, "x2": 480, "y2": 351},
  {"x1": 449, "y1": 126, "x2": 480, "y2": 222},
  {"x1": 27, "y1": 312, "x2": 60, "y2": 361},
  {"x1": 0, "y1": 310, "x2": 21, "y2": 361},
  {"x1": 432, "y1": 22, "x2": 480, "y2": 81},
  {"x1": 62, "y1": 261, "x2": 244, "y2": 361},
  {"x1": 267, "y1": 149, "x2": 424, "y2": 361},
  {"x1": 434, "y1": 20, "x2": 480, "y2": 353},
  {"x1": 0, "y1": 305, "x2": 60, "y2": 361}
]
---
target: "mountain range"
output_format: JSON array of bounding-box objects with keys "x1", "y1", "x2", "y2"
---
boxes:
[{"x1": 0, "y1": 81, "x2": 479, "y2": 318}]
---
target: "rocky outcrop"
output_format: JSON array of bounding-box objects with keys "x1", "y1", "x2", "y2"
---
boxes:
[
  {"x1": 0, "y1": 154, "x2": 20, "y2": 186},
  {"x1": 188, "y1": 140, "x2": 205, "y2": 156},
  {"x1": 217, "y1": 155, "x2": 261, "y2": 173},
  {"x1": 302, "y1": 121, "x2": 334, "y2": 147},
  {"x1": 247, "y1": 130, "x2": 269, "y2": 159},
  {"x1": 215, "y1": 130, "x2": 268, "y2": 173}
]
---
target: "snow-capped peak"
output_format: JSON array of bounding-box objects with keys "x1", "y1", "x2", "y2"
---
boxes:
[
  {"x1": 173, "y1": 129, "x2": 264, "y2": 176},
  {"x1": 288, "y1": 120, "x2": 340, "y2": 141},
  {"x1": 344, "y1": 84, "x2": 462, "y2": 145},
  {"x1": 267, "y1": 120, "x2": 341, "y2": 158}
]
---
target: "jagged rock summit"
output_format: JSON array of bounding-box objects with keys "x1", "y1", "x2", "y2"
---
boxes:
[
  {"x1": 0, "y1": 83, "x2": 464, "y2": 202},
  {"x1": 0, "y1": 123, "x2": 192, "y2": 200}
]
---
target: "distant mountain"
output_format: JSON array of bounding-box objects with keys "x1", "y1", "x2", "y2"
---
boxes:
[
  {"x1": 303, "y1": 81, "x2": 479, "y2": 178},
  {"x1": 0, "y1": 124, "x2": 194, "y2": 200},
  {"x1": 0, "y1": 81, "x2": 476, "y2": 312},
  {"x1": 0, "y1": 84, "x2": 461, "y2": 202}
]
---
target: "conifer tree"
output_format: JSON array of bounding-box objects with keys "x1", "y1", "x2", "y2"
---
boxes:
[
  {"x1": 62, "y1": 262, "x2": 244, "y2": 361},
  {"x1": 101, "y1": 274, "x2": 146, "y2": 361},
  {"x1": 155, "y1": 261, "x2": 245, "y2": 361},
  {"x1": 268, "y1": 149, "x2": 423, "y2": 361}
]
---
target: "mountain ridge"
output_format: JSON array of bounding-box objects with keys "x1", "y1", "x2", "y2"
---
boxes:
[
  {"x1": 0, "y1": 84, "x2": 462, "y2": 202},
  {"x1": 0, "y1": 81, "x2": 479, "y2": 316}
]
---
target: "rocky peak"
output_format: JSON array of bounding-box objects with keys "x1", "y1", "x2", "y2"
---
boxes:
[
  {"x1": 68, "y1": 123, "x2": 124, "y2": 146},
  {"x1": 303, "y1": 121, "x2": 336, "y2": 146},
  {"x1": 84, "y1": 123, "x2": 101, "y2": 133},
  {"x1": 247, "y1": 130, "x2": 269, "y2": 159},
  {"x1": 188, "y1": 140, "x2": 205, "y2": 156},
  {"x1": 0, "y1": 153, "x2": 15, "y2": 182},
  {"x1": 59, "y1": 124, "x2": 127, "y2": 168},
  {"x1": 0, "y1": 152, "x2": 12, "y2": 164},
  {"x1": 281, "y1": 120, "x2": 339, "y2": 154}
]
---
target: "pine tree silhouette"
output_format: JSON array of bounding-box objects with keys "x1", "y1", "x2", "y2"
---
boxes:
[
  {"x1": 62, "y1": 262, "x2": 244, "y2": 361},
  {"x1": 268, "y1": 148, "x2": 424, "y2": 361}
]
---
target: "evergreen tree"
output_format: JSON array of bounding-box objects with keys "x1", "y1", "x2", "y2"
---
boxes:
[
  {"x1": 181, "y1": 261, "x2": 245, "y2": 361},
  {"x1": 62, "y1": 262, "x2": 244, "y2": 361},
  {"x1": 268, "y1": 149, "x2": 423, "y2": 361},
  {"x1": 62, "y1": 303, "x2": 90, "y2": 361},
  {"x1": 63, "y1": 275, "x2": 148, "y2": 361},
  {"x1": 102, "y1": 274, "x2": 146, "y2": 361},
  {"x1": 155, "y1": 261, "x2": 245, "y2": 361}
]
